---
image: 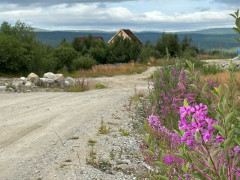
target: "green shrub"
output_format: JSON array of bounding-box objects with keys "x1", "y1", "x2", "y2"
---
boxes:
[
  {"x1": 138, "y1": 46, "x2": 160, "y2": 62},
  {"x1": 72, "y1": 55, "x2": 96, "y2": 70},
  {"x1": 182, "y1": 47, "x2": 197, "y2": 58},
  {"x1": 52, "y1": 46, "x2": 78, "y2": 71}
]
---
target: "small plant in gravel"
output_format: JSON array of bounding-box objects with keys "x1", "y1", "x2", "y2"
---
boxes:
[
  {"x1": 69, "y1": 136, "x2": 79, "y2": 140},
  {"x1": 98, "y1": 119, "x2": 111, "y2": 134},
  {"x1": 94, "y1": 83, "x2": 106, "y2": 89},
  {"x1": 88, "y1": 139, "x2": 97, "y2": 147},
  {"x1": 119, "y1": 128, "x2": 130, "y2": 136},
  {"x1": 109, "y1": 149, "x2": 116, "y2": 160},
  {"x1": 86, "y1": 139, "x2": 97, "y2": 165}
]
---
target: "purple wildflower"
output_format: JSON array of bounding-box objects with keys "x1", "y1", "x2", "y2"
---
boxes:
[{"x1": 215, "y1": 135, "x2": 225, "y2": 143}]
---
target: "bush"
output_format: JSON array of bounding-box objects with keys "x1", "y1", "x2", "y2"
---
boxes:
[
  {"x1": 138, "y1": 46, "x2": 160, "y2": 62},
  {"x1": 52, "y1": 46, "x2": 78, "y2": 71},
  {"x1": 72, "y1": 55, "x2": 96, "y2": 70},
  {"x1": 182, "y1": 47, "x2": 197, "y2": 58}
]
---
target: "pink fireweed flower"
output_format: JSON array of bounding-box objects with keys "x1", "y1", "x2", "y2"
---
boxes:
[
  {"x1": 179, "y1": 118, "x2": 188, "y2": 131},
  {"x1": 234, "y1": 146, "x2": 240, "y2": 154},
  {"x1": 215, "y1": 135, "x2": 225, "y2": 143},
  {"x1": 152, "y1": 105, "x2": 156, "y2": 111},
  {"x1": 202, "y1": 131, "x2": 212, "y2": 142},
  {"x1": 180, "y1": 106, "x2": 191, "y2": 118},
  {"x1": 162, "y1": 155, "x2": 174, "y2": 166},
  {"x1": 208, "y1": 80, "x2": 212, "y2": 86},
  {"x1": 147, "y1": 115, "x2": 160, "y2": 130},
  {"x1": 178, "y1": 68, "x2": 186, "y2": 92},
  {"x1": 179, "y1": 103, "x2": 217, "y2": 147},
  {"x1": 173, "y1": 66, "x2": 177, "y2": 76},
  {"x1": 190, "y1": 103, "x2": 208, "y2": 119}
]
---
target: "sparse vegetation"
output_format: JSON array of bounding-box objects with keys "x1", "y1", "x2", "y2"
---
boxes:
[
  {"x1": 94, "y1": 83, "x2": 106, "y2": 89},
  {"x1": 119, "y1": 128, "x2": 130, "y2": 136},
  {"x1": 69, "y1": 136, "x2": 79, "y2": 140},
  {"x1": 98, "y1": 119, "x2": 111, "y2": 134},
  {"x1": 109, "y1": 150, "x2": 115, "y2": 160}
]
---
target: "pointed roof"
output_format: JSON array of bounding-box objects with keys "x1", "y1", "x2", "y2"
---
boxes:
[
  {"x1": 108, "y1": 29, "x2": 142, "y2": 44},
  {"x1": 121, "y1": 29, "x2": 142, "y2": 44}
]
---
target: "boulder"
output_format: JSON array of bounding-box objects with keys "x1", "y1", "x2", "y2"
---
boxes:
[
  {"x1": 43, "y1": 72, "x2": 56, "y2": 80},
  {"x1": 20, "y1": 77, "x2": 26, "y2": 82},
  {"x1": 0, "y1": 86, "x2": 6, "y2": 91},
  {"x1": 64, "y1": 81, "x2": 70, "y2": 87},
  {"x1": 55, "y1": 74, "x2": 64, "y2": 82},
  {"x1": 13, "y1": 81, "x2": 23, "y2": 89},
  {"x1": 27, "y1": 73, "x2": 39, "y2": 84},
  {"x1": 25, "y1": 81, "x2": 33, "y2": 87},
  {"x1": 55, "y1": 74, "x2": 65, "y2": 87},
  {"x1": 39, "y1": 78, "x2": 56, "y2": 87},
  {"x1": 65, "y1": 77, "x2": 76, "y2": 86},
  {"x1": 0, "y1": 82, "x2": 6, "y2": 86}
]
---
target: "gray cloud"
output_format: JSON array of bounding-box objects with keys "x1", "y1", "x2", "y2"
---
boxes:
[
  {"x1": 0, "y1": 3, "x2": 233, "y2": 32},
  {"x1": 1, "y1": 0, "x2": 135, "y2": 5},
  {"x1": 213, "y1": 0, "x2": 240, "y2": 4}
]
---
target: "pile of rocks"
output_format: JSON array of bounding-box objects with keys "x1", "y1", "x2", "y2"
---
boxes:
[
  {"x1": 219, "y1": 63, "x2": 240, "y2": 69},
  {"x1": 0, "y1": 72, "x2": 77, "y2": 93}
]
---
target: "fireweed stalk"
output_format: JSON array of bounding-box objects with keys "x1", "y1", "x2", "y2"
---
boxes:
[
  {"x1": 150, "y1": 65, "x2": 196, "y2": 130},
  {"x1": 143, "y1": 60, "x2": 239, "y2": 179},
  {"x1": 178, "y1": 103, "x2": 240, "y2": 180}
]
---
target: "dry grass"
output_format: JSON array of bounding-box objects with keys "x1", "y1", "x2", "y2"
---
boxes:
[
  {"x1": 63, "y1": 62, "x2": 147, "y2": 78},
  {"x1": 64, "y1": 78, "x2": 106, "y2": 92},
  {"x1": 202, "y1": 71, "x2": 240, "y2": 88},
  {"x1": 202, "y1": 71, "x2": 240, "y2": 108},
  {"x1": 146, "y1": 57, "x2": 175, "y2": 66}
]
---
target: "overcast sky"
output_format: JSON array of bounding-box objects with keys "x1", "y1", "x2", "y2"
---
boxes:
[{"x1": 0, "y1": 0, "x2": 239, "y2": 31}]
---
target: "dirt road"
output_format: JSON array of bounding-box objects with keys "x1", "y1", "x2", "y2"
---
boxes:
[{"x1": 0, "y1": 67, "x2": 157, "y2": 180}]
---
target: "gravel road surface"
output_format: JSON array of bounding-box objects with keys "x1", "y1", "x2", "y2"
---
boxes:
[{"x1": 0, "y1": 67, "x2": 157, "y2": 180}]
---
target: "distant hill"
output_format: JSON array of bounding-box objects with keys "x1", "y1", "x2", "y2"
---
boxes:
[
  {"x1": 178, "y1": 28, "x2": 236, "y2": 35},
  {"x1": 34, "y1": 28, "x2": 240, "y2": 51}
]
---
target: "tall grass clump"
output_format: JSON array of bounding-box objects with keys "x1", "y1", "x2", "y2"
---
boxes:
[
  {"x1": 136, "y1": 59, "x2": 240, "y2": 179},
  {"x1": 201, "y1": 64, "x2": 223, "y2": 75}
]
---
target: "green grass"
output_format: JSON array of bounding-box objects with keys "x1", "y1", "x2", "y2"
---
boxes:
[
  {"x1": 94, "y1": 83, "x2": 106, "y2": 89},
  {"x1": 119, "y1": 128, "x2": 130, "y2": 136},
  {"x1": 200, "y1": 64, "x2": 223, "y2": 75},
  {"x1": 98, "y1": 120, "x2": 111, "y2": 134}
]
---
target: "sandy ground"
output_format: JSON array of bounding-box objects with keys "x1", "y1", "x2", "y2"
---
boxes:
[
  {"x1": 0, "y1": 66, "x2": 157, "y2": 180},
  {"x1": 203, "y1": 59, "x2": 240, "y2": 65}
]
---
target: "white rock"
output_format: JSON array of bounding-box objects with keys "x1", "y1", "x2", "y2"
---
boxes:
[
  {"x1": 14, "y1": 81, "x2": 23, "y2": 89},
  {"x1": 65, "y1": 77, "x2": 76, "y2": 85},
  {"x1": 27, "y1": 73, "x2": 39, "y2": 84},
  {"x1": 40, "y1": 78, "x2": 55, "y2": 84},
  {"x1": 43, "y1": 72, "x2": 56, "y2": 80},
  {"x1": 55, "y1": 74, "x2": 64, "y2": 81},
  {"x1": 25, "y1": 81, "x2": 32, "y2": 87},
  {"x1": 0, "y1": 86, "x2": 6, "y2": 91},
  {"x1": 64, "y1": 81, "x2": 70, "y2": 87},
  {"x1": 20, "y1": 77, "x2": 26, "y2": 81}
]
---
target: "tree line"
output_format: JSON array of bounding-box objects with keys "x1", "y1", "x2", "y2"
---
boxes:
[{"x1": 0, "y1": 20, "x2": 200, "y2": 75}]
